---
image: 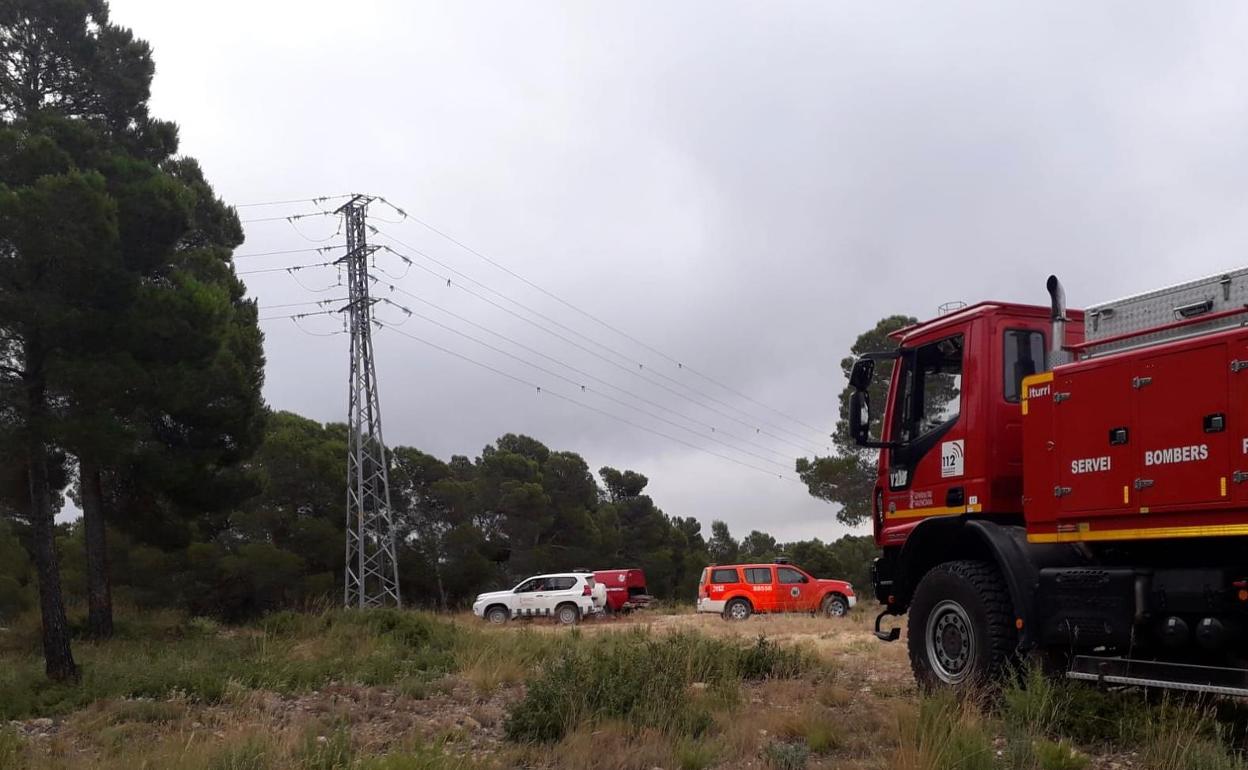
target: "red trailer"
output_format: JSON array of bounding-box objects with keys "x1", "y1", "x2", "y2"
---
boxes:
[{"x1": 593, "y1": 569, "x2": 653, "y2": 613}]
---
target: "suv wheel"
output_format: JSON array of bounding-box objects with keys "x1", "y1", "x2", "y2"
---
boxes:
[
  {"x1": 556, "y1": 603, "x2": 579, "y2": 626},
  {"x1": 822, "y1": 594, "x2": 848, "y2": 618},
  {"x1": 908, "y1": 560, "x2": 1016, "y2": 690},
  {"x1": 723, "y1": 598, "x2": 752, "y2": 621},
  {"x1": 485, "y1": 606, "x2": 509, "y2": 624}
]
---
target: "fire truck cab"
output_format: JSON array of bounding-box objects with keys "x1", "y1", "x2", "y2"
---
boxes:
[{"x1": 851, "y1": 273, "x2": 1248, "y2": 694}]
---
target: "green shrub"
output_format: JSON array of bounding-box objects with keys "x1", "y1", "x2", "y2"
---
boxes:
[
  {"x1": 0, "y1": 728, "x2": 26, "y2": 770},
  {"x1": 1001, "y1": 666, "x2": 1065, "y2": 735},
  {"x1": 504, "y1": 632, "x2": 811, "y2": 742},
  {"x1": 762, "y1": 741, "x2": 809, "y2": 770},
  {"x1": 803, "y1": 719, "x2": 841, "y2": 755},
  {"x1": 674, "y1": 738, "x2": 720, "y2": 770},
  {"x1": 1031, "y1": 738, "x2": 1089, "y2": 770},
  {"x1": 298, "y1": 724, "x2": 355, "y2": 770},
  {"x1": 206, "y1": 736, "x2": 271, "y2": 770},
  {"x1": 736, "y1": 636, "x2": 812, "y2": 681},
  {"x1": 1140, "y1": 702, "x2": 1246, "y2": 770},
  {"x1": 896, "y1": 693, "x2": 995, "y2": 770},
  {"x1": 0, "y1": 609, "x2": 470, "y2": 720}
]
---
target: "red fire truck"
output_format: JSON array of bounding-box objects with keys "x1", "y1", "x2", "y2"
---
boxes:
[{"x1": 851, "y1": 271, "x2": 1248, "y2": 694}]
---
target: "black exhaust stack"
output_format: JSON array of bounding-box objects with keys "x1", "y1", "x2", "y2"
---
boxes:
[{"x1": 1046, "y1": 275, "x2": 1069, "y2": 367}]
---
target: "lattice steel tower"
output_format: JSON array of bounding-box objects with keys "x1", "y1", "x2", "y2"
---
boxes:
[{"x1": 338, "y1": 194, "x2": 401, "y2": 607}]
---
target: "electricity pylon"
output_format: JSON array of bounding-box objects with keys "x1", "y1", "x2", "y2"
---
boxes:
[{"x1": 338, "y1": 194, "x2": 401, "y2": 608}]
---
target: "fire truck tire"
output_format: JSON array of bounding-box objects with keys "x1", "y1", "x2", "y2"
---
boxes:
[
  {"x1": 821, "y1": 594, "x2": 849, "y2": 618},
  {"x1": 485, "y1": 606, "x2": 510, "y2": 624},
  {"x1": 908, "y1": 560, "x2": 1016, "y2": 690},
  {"x1": 723, "y1": 598, "x2": 753, "y2": 621},
  {"x1": 555, "y1": 603, "x2": 580, "y2": 626}
]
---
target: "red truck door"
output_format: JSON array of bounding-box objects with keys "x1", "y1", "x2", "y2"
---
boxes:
[
  {"x1": 1133, "y1": 342, "x2": 1231, "y2": 508},
  {"x1": 743, "y1": 566, "x2": 776, "y2": 610},
  {"x1": 1230, "y1": 334, "x2": 1248, "y2": 503},
  {"x1": 776, "y1": 566, "x2": 818, "y2": 612},
  {"x1": 1054, "y1": 360, "x2": 1137, "y2": 517},
  {"x1": 881, "y1": 334, "x2": 970, "y2": 522}
]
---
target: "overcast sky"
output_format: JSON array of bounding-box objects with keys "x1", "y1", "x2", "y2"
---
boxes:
[{"x1": 104, "y1": 1, "x2": 1248, "y2": 543}]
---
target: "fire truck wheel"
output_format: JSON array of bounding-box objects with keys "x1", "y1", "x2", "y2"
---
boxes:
[
  {"x1": 908, "y1": 560, "x2": 1016, "y2": 690},
  {"x1": 822, "y1": 594, "x2": 849, "y2": 618},
  {"x1": 555, "y1": 603, "x2": 580, "y2": 626},
  {"x1": 723, "y1": 598, "x2": 753, "y2": 621},
  {"x1": 485, "y1": 606, "x2": 510, "y2": 624}
]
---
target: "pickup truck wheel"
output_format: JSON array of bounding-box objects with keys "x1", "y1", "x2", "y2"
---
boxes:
[
  {"x1": 555, "y1": 603, "x2": 580, "y2": 626},
  {"x1": 908, "y1": 560, "x2": 1016, "y2": 690},
  {"x1": 822, "y1": 594, "x2": 849, "y2": 618},
  {"x1": 723, "y1": 598, "x2": 752, "y2": 621},
  {"x1": 485, "y1": 606, "x2": 509, "y2": 624}
]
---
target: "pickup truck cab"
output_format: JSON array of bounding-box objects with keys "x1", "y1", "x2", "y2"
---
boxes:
[
  {"x1": 472, "y1": 572, "x2": 600, "y2": 625},
  {"x1": 696, "y1": 561, "x2": 856, "y2": 620}
]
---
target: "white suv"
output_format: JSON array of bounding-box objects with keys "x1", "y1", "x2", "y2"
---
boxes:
[{"x1": 472, "y1": 572, "x2": 602, "y2": 625}]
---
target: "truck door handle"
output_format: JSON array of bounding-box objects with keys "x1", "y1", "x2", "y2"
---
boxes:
[
  {"x1": 1132, "y1": 376, "x2": 1153, "y2": 389},
  {"x1": 1134, "y1": 478, "x2": 1154, "y2": 490}
]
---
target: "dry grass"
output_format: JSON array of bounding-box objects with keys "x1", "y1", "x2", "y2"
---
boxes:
[{"x1": 15, "y1": 606, "x2": 1246, "y2": 770}]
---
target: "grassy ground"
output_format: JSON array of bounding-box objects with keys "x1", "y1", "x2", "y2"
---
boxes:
[{"x1": 1, "y1": 606, "x2": 1247, "y2": 769}]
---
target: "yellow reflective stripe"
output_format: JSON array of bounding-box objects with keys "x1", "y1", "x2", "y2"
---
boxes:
[
  {"x1": 1029, "y1": 522, "x2": 1248, "y2": 544},
  {"x1": 887, "y1": 504, "x2": 982, "y2": 520}
]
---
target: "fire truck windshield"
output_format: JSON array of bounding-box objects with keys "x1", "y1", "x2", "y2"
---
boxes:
[{"x1": 892, "y1": 335, "x2": 963, "y2": 443}]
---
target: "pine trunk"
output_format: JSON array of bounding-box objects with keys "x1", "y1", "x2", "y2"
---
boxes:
[
  {"x1": 24, "y1": 342, "x2": 78, "y2": 682},
  {"x1": 80, "y1": 457, "x2": 113, "y2": 639},
  {"x1": 28, "y1": 444, "x2": 78, "y2": 681}
]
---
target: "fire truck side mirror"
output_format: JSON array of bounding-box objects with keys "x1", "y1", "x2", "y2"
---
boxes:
[
  {"x1": 849, "y1": 390, "x2": 871, "y2": 445},
  {"x1": 849, "y1": 358, "x2": 875, "y2": 390}
]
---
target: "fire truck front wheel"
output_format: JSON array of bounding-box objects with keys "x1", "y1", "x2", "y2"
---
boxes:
[{"x1": 908, "y1": 560, "x2": 1016, "y2": 690}]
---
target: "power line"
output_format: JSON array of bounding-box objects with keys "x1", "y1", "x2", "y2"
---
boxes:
[
  {"x1": 257, "y1": 309, "x2": 340, "y2": 322},
  {"x1": 375, "y1": 320, "x2": 798, "y2": 483},
  {"x1": 375, "y1": 295, "x2": 791, "y2": 470},
  {"x1": 237, "y1": 260, "x2": 337, "y2": 277},
  {"x1": 372, "y1": 229, "x2": 828, "y2": 453},
  {"x1": 234, "y1": 194, "x2": 353, "y2": 208},
  {"x1": 374, "y1": 196, "x2": 831, "y2": 440},
  {"x1": 375, "y1": 284, "x2": 799, "y2": 465},
  {"x1": 233, "y1": 247, "x2": 330, "y2": 260},
  {"x1": 293, "y1": 315, "x2": 345, "y2": 337},
  {"x1": 240, "y1": 211, "x2": 337, "y2": 224},
  {"x1": 258, "y1": 298, "x2": 348, "y2": 311},
  {"x1": 374, "y1": 239, "x2": 825, "y2": 456}
]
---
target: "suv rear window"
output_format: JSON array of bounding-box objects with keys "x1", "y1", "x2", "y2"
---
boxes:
[
  {"x1": 710, "y1": 568, "x2": 739, "y2": 584},
  {"x1": 744, "y1": 568, "x2": 772, "y2": 584},
  {"x1": 547, "y1": 577, "x2": 576, "y2": 590}
]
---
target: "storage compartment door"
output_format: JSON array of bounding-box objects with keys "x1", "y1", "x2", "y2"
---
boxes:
[
  {"x1": 1134, "y1": 342, "x2": 1230, "y2": 508},
  {"x1": 1228, "y1": 335, "x2": 1248, "y2": 503},
  {"x1": 1055, "y1": 362, "x2": 1137, "y2": 517}
]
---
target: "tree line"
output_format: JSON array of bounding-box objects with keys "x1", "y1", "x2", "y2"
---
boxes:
[{"x1": 0, "y1": 411, "x2": 878, "y2": 620}]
